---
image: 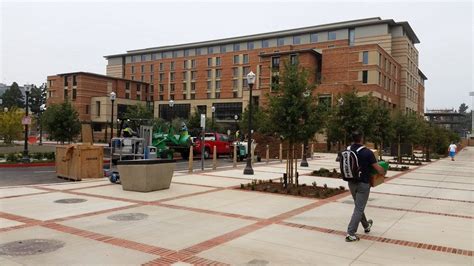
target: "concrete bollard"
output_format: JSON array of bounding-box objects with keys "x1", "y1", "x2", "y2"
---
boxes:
[
  {"x1": 266, "y1": 144, "x2": 269, "y2": 164},
  {"x1": 188, "y1": 146, "x2": 193, "y2": 173},
  {"x1": 233, "y1": 144, "x2": 237, "y2": 168},
  {"x1": 212, "y1": 145, "x2": 217, "y2": 170},
  {"x1": 311, "y1": 143, "x2": 314, "y2": 159},
  {"x1": 279, "y1": 143, "x2": 283, "y2": 163},
  {"x1": 301, "y1": 144, "x2": 304, "y2": 159}
]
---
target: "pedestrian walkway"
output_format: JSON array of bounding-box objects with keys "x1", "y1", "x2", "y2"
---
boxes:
[{"x1": 0, "y1": 149, "x2": 472, "y2": 265}]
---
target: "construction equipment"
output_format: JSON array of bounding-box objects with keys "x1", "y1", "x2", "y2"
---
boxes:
[{"x1": 152, "y1": 123, "x2": 192, "y2": 159}]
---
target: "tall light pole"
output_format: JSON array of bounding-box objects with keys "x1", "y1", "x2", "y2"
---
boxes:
[
  {"x1": 168, "y1": 99, "x2": 174, "y2": 125},
  {"x1": 109, "y1": 92, "x2": 116, "y2": 142},
  {"x1": 243, "y1": 71, "x2": 256, "y2": 175},
  {"x1": 22, "y1": 84, "x2": 31, "y2": 162},
  {"x1": 39, "y1": 104, "x2": 46, "y2": 146},
  {"x1": 300, "y1": 89, "x2": 311, "y2": 167},
  {"x1": 211, "y1": 106, "x2": 216, "y2": 131}
]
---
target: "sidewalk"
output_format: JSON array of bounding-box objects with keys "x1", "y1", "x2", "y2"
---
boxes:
[{"x1": 0, "y1": 149, "x2": 472, "y2": 265}]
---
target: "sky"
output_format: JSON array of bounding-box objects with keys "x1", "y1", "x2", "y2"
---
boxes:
[{"x1": 1, "y1": 0, "x2": 473, "y2": 111}]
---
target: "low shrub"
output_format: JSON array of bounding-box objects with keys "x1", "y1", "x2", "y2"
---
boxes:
[{"x1": 6, "y1": 153, "x2": 19, "y2": 162}]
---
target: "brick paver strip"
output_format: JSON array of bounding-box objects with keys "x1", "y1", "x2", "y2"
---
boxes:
[
  {"x1": 0, "y1": 191, "x2": 52, "y2": 200},
  {"x1": 279, "y1": 221, "x2": 473, "y2": 257}
]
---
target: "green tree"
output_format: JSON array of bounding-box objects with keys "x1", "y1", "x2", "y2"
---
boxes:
[
  {"x1": 0, "y1": 107, "x2": 24, "y2": 144},
  {"x1": 1, "y1": 82, "x2": 24, "y2": 109},
  {"x1": 29, "y1": 84, "x2": 47, "y2": 115},
  {"x1": 239, "y1": 106, "x2": 272, "y2": 135},
  {"x1": 42, "y1": 102, "x2": 81, "y2": 143},
  {"x1": 458, "y1": 103, "x2": 469, "y2": 114},
  {"x1": 391, "y1": 112, "x2": 421, "y2": 163},
  {"x1": 417, "y1": 120, "x2": 436, "y2": 160},
  {"x1": 123, "y1": 103, "x2": 154, "y2": 131},
  {"x1": 268, "y1": 61, "x2": 323, "y2": 186},
  {"x1": 366, "y1": 102, "x2": 394, "y2": 160}
]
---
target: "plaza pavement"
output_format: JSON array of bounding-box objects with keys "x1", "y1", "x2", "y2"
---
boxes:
[{"x1": 0, "y1": 148, "x2": 472, "y2": 265}]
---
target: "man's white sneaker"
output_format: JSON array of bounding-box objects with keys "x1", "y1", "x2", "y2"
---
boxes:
[{"x1": 364, "y1": 219, "x2": 373, "y2": 233}]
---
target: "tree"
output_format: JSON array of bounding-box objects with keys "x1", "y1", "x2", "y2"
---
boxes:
[
  {"x1": 1, "y1": 82, "x2": 24, "y2": 109},
  {"x1": 29, "y1": 84, "x2": 47, "y2": 115},
  {"x1": 0, "y1": 107, "x2": 24, "y2": 144},
  {"x1": 239, "y1": 106, "x2": 272, "y2": 135},
  {"x1": 123, "y1": 103, "x2": 154, "y2": 131},
  {"x1": 391, "y1": 112, "x2": 421, "y2": 163},
  {"x1": 268, "y1": 61, "x2": 323, "y2": 186},
  {"x1": 42, "y1": 102, "x2": 81, "y2": 143},
  {"x1": 417, "y1": 120, "x2": 436, "y2": 160},
  {"x1": 458, "y1": 103, "x2": 469, "y2": 114},
  {"x1": 366, "y1": 102, "x2": 394, "y2": 160}
]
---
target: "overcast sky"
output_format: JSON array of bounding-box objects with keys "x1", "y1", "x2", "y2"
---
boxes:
[{"x1": 1, "y1": 0, "x2": 473, "y2": 110}]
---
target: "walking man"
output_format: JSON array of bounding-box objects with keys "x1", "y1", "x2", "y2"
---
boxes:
[
  {"x1": 448, "y1": 142, "x2": 457, "y2": 161},
  {"x1": 344, "y1": 131, "x2": 385, "y2": 242}
]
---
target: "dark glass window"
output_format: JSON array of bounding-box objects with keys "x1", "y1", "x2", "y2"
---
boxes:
[
  {"x1": 159, "y1": 104, "x2": 190, "y2": 120},
  {"x1": 293, "y1": 36, "x2": 301, "y2": 45},
  {"x1": 277, "y1": 38, "x2": 285, "y2": 46},
  {"x1": 328, "y1": 31, "x2": 337, "y2": 40},
  {"x1": 247, "y1": 42, "x2": 254, "y2": 50},
  {"x1": 310, "y1": 33, "x2": 318, "y2": 43},
  {"x1": 213, "y1": 102, "x2": 242, "y2": 120},
  {"x1": 262, "y1": 40, "x2": 269, "y2": 48},
  {"x1": 272, "y1": 57, "x2": 280, "y2": 70},
  {"x1": 233, "y1": 43, "x2": 240, "y2": 51},
  {"x1": 362, "y1": 70, "x2": 368, "y2": 83},
  {"x1": 363, "y1": 51, "x2": 369, "y2": 64}
]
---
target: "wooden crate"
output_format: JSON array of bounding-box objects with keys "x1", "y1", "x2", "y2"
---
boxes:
[{"x1": 56, "y1": 145, "x2": 104, "y2": 181}]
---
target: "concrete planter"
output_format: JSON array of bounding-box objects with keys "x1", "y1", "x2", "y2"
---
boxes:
[{"x1": 117, "y1": 159, "x2": 176, "y2": 192}]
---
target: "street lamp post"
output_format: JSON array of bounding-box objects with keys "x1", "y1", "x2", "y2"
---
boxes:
[
  {"x1": 168, "y1": 99, "x2": 174, "y2": 125},
  {"x1": 300, "y1": 90, "x2": 311, "y2": 167},
  {"x1": 22, "y1": 84, "x2": 31, "y2": 162},
  {"x1": 243, "y1": 71, "x2": 256, "y2": 175},
  {"x1": 39, "y1": 104, "x2": 46, "y2": 146},
  {"x1": 211, "y1": 106, "x2": 216, "y2": 130},
  {"x1": 109, "y1": 92, "x2": 116, "y2": 142}
]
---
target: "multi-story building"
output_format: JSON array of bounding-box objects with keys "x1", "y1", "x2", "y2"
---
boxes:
[
  {"x1": 46, "y1": 72, "x2": 150, "y2": 140},
  {"x1": 104, "y1": 17, "x2": 427, "y2": 122}
]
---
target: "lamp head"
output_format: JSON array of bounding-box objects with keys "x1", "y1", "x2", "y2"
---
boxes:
[
  {"x1": 169, "y1": 99, "x2": 174, "y2": 107},
  {"x1": 211, "y1": 106, "x2": 216, "y2": 113},
  {"x1": 110, "y1": 91, "x2": 116, "y2": 101},
  {"x1": 246, "y1": 71, "x2": 256, "y2": 85},
  {"x1": 24, "y1": 84, "x2": 31, "y2": 93}
]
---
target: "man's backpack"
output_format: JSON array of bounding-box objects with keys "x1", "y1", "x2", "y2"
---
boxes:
[{"x1": 339, "y1": 145, "x2": 365, "y2": 181}]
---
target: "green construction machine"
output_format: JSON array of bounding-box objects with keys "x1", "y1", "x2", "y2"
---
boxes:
[{"x1": 152, "y1": 123, "x2": 192, "y2": 159}]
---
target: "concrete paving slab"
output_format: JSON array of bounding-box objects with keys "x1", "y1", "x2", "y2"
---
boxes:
[
  {"x1": 355, "y1": 241, "x2": 472, "y2": 265},
  {"x1": 412, "y1": 198, "x2": 474, "y2": 217},
  {"x1": 0, "y1": 218, "x2": 23, "y2": 229},
  {"x1": 425, "y1": 188, "x2": 473, "y2": 201},
  {"x1": 199, "y1": 225, "x2": 359, "y2": 265},
  {"x1": 35, "y1": 179, "x2": 111, "y2": 191},
  {"x1": 399, "y1": 172, "x2": 447, "y2": 181},
  {"x1": 387, "y1": 178, "x2": 442, "y2": 187},
  {"x1": 60, "y1": 205, "x2": 254, "y2": 250},
  {"x1": 205, "y1": 169, "x2": 281, "y2": 180},
  {"x1": 285, "y1": 202, "x2": 406, "y2": 236},
  {"x1": 337, "y1": 192, "x2": 422, "y2": 210},
  {"x1": 0, "y1": 187, "x2": 47, "y2": 198},
  {"x1": 0, "y1": 192, "x2": 132, "y2": 221},
  {"x1": 371, "y1": 182, "x2": 433, "y2": 197},
  {"x1": 76, "y1": 183, "x2": 214, "y2": 202},
  {"x1": 0, "y1": 226, "x2": 155, "y2": 265},
  {"x1": 382, "y1": 212, "x2": 474, "y2": 250},
  {"x1": 172, "y1": 174, "x2": 244, "y2": 188},
  {"x1": 165, "y1": 189, "x2": 314, "y2": 219}
]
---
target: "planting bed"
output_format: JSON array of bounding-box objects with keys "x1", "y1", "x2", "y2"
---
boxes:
[{"x1": 239, "y1": 180, "x2": 346, "y2": 199}]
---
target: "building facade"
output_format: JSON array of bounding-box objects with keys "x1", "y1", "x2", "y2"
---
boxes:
[
  {"x1": 104, "y1": 17, "x2": 427, "y2": 121},
  {"x1": 46, "y1": 72, "x2": 150, "y2": 140}
]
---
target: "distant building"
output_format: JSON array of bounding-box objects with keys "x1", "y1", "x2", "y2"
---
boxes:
[{"x1": 424, "y1": 109, "x2": 468, "y2": 137}]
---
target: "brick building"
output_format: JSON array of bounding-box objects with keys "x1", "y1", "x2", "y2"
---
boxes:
[
  {"x1": 46, "y1": 72, "x2": 150, "y2": 140},
  {"x1": 47, "y1": 17, "x2": 427, "y2": 134}
]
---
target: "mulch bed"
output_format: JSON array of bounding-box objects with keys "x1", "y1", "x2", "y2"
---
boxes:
[
  {"x1": 388, "y1": 166, "x2": 410, "y2": 171},
  {"x1": 239, "y1": 180, "x2": 346, "y2": 199},
  {"x1": 311, "y1": 168, "x2": 341, "y2": 179}
]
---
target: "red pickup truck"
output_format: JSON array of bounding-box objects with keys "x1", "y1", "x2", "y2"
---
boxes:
[{"x1": 193, "y1": 133, "x2": 231, "y2": 159}]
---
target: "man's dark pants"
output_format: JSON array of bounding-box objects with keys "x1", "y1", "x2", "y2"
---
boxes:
[{"x1": 347, "y1": 181, "x2": 370, "y2": 236}]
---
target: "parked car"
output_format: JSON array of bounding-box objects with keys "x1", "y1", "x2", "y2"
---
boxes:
[{"x1": 193, "y1": 133, "x2": 231, "y2": 159}]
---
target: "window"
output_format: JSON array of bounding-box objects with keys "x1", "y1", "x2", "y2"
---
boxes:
[
  {"x1": 247, "y1": 41, "x2": 254, "y2": 50},
  {"x1": 150, "y1": 75, "x2": 154, "y2": 82},
  {"x1": 196, "y1": 48, "x2": 201, "y2": 55},
  {"x1": 131, "y1": 56, "x2": 136, "y2": 63},
  {"x1": 141, "y1": 55, "x2": 146, "y2": 61},
  {"x1": 125, "y1": 92, "x2": 130, "y2": 99},
  {"x1": 310, "y1": 33, "x2": 318, "y2": 43},
  {"x1": 172, "y1": 51, "x2": 178, "y2": 58},
  {"x1": 96, "y1": 101, "x2": 101, "y2": 116},
  {"x1": 150, "y1": 64, "x2": 154, "y2": 72},
  {"x1": 277, "y1": 38, "x2": 285, "y2": 46},
  {"x1": 141, "y1": 75, "x2": 144, "y2": 82},
  {"x1": 182, "y1": 94, "x2": 187, "y2": 100},
  {"x1": 208, "y1": 47, "x2": 214, "y2": 54},
  {"x1": 170, "y1": 83, "x2": 175, "y2": 92},
  {"x1": 182, "y1": 82, "x2": 186, "y2": 91},
  {"x1": 233, "y1": 55, "x2": 240, "y2": 64},
  {"x1": 213, "y1": 102, "x2": 242, "y2": 120},
  {"x1": 136, "y1": 84, "x2": 141, "y2": 92},
  {"x1": 191, "y1": 94, "x2": 196, "y2": 100},
  {"x1": 232, "y1": 79, "x2": 238, "y2": 89},
  {"x1": 243, "y1": 54, "x2": 249, "y2": 64},
  {"x1": 151, "y1": 54, "x2": 157, "y2": 60},
  {"x1": 136, "y1": 94, "x2": 141, "y2": 100},
  {"x1": 290, "y1": 54, "x2": 298, "y2": 65},
  {"x1": 150, "y1": 85, "x2": 154, "y2": 93},
  {"x1": 243, "y1": 66, "x2": 250, "y2": 76},
  {"x1": 159, "y1": 95, "x2": 164, "y2": 101},
  {"x1": 191, "y1": 59, "x2": 196, "y2": 68},
  {"x1": 349, "y1": 28, "x2": 355, "y2": 46},
  {"x1": 170, "y1": 72, "x2": 175, "y2": 81},
  {"x1": 141, "y1": 65, "x2": 144, "y2": 72},
  {"x1": 85, "y1": 105, "x2": 89, "y2": 115},
  {"x1": 233, "y1": 91, "x2": 238, "y2": 98},
  {"x1": 131, "y1": 76, "x2": 135, "y2": 81},
  {"x1": 159, "y1": 63, "x2": 164, "y2": 71},
  {"x1": 159, "y1": 84, "x2": 164, "y2": 92},
  {"x1": 131, "y1": 66, "x2": 135, "y2": 74},
  {"x1": 170, "y1": 61, "x2": 175, "y2": 71},
  {"x1": 207, "y1": 93, "x2": 211, "y2": 99},
  {"x1": 170, "y1": 94, "x2": 175, "y2": 100},
  {"x1": 191, "y1": 71, "x2": 197, "y2": 80},
  {"x1": 362, "y1": 70, "x2": 368, "y2": 84},
  {"x1": 243, "y1": 78, "x2": 248, "y2": 88},
  {"x1": 183, "y1": 60, "x2": 187, "y2": 69},
  {"x1": 293, "y1": 36, "x2": 301, "y2": 45},
  {"x1": 126, "y1": 82, "x2": 130, "y2": 90},
  {"x1": 182, "y1": 71, "x2": 187, "y2": 80},
  {"x1": 362, "y1": 51, "x2": 368, "y2": 64},
  {"x1": 271, "y1": 74, "x2": 279, "y2": 88},
  {"x1": 191, "y1": 82, "x2": 196, "y2": 91},
  {"x1": 232, "y1": 67, "x2": 239, "y2": 77},
  {"x1": 159, "y1": 73, "x2": 164, "y2": 82},
  {"x1": 207, "y1": 70, "x2": 212, "y2": 79},
  {"x1": 207, "y1": 58, "x2": 212, "y2": 67},
  {"x1": 216, "y1": 69, "x2": 222, "y2": 78},
  {"x1": 72, "y1": 89, "x2": 77, "y2": 100},
  {"x1": 216, "y1": 57, "x2": 221, "y2": 66},
  {"x1": 184, "y1": 50, "x2": 190, "y2": 57},
  {"x1": 72, "y1": 75, "x2": 77, "y2": 86},
  {"x1": 207, "y1": 81, "x2": 212, "y2": 90},
  {"x1": 215, "y1": 92, "x2": 220, "y2": 99},
  {"x1": 271, "y1": 56, "x2": 280, "y2": 70},
  {"x1": 262, "y1": 39, "x2": 269, "y2": 48},
  {"x1": 233, "y1": 43, "x2": 240, "y2": 51},
  {"x1": 328, "y1": 31, "x2": 337, "y2": 40}
]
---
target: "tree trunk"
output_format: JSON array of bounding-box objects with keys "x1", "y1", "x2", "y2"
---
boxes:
[
  {"x1": 294, "y1": 145, "x2": 298, "y2": 186},
  {"x1": 397, "y1": 135, "x2": 401, "y2": 163},
  {"x1": 379, "y1": 141, "x2": 383, "y2": 161}
]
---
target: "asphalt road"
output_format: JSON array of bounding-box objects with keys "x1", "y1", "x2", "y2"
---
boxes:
[{"x1": 0, "y1": 157, "x2": 247, "y2": 187}]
